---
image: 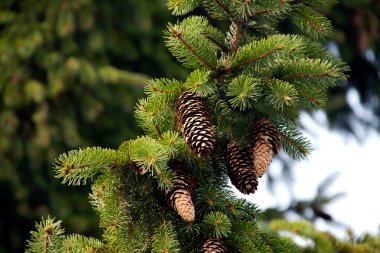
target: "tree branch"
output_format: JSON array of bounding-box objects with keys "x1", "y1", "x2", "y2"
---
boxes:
[
  {"x1": 213, "y1": 0, "x2": 231, "y2": 16},
  {"x1": 295, "y1": 10, "x2": 324, "y2": 32},
  {"x1": 298, "y1": 91, "x2": 322, "y2": 106},
  {"x1": 232, "y1": 46, "x2": 283, "y2": 70},
  {"x1": 230, "y1": 22, "x2": 246, "y2": 56},
  {"x1": 173, "y1": 31, "x2": 216, "y2": 70},
  {"x1": 280, "y1": 132, "x2": 308, "y2": 157},
  {"x1": 281, "y1": 72, "x2": 332, "y2": 80}
]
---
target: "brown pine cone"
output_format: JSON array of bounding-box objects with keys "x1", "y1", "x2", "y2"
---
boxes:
[
  {"x1": 251, "y1": 119, "x2": 281, "y2": 177},
  {"x1": 200, "y1": 238, "x2": 227, "y2": 253},
  {"x1": 226, "y1": 141, "x2": 258, "y2": 194},
  {"x1": 176, "y1": 92, "x2": 215, "y2": 157},
  {"x1": 165, "y1": 161, "x2": 196, "y2": 222}
]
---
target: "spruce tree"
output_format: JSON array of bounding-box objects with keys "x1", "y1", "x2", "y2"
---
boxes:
[{"x1": 25, "y1": 0, "x2": 360, "y2": 252}]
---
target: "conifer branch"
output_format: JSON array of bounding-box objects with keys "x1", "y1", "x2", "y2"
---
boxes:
[
  {"x1": 280, "y1": 133, "x2": 307, "y2": 156},
  {"x1": 213, "y1": 0, "x2": 231, "y2": 16},
  {"x1": 172, "y1": 29, "x2": 216, "y2": 71},
  {"x1": 282, "y1": 72, "x2": 333, "y2": 80},
  {"x1": 202, "y1": 32, "x2": 229, "y2": 52},
  {"x1": 298, "y1": 91, "x2": 322, "y2": 106},
  {"x1": 153, "y1": 123, "x2": 163, "y2": 139},
  {"x1": 230, "y1": 21, "x2": 245, "y2": 55},
  {"x1": 294, "y1": 10, "x2": 324, "y2": 32},
  {"x1": 232, "y1": 46, "x2": 283, "y2": 70}
]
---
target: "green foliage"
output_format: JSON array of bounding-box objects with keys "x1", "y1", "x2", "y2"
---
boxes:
[
  {"x1": 25, "y1": 0, "x2": 355, "y2": 252},
  {"x1": 26, "y1": 217, "x2": 65, "y2": 253},
  {"x1": 167, "y1": 0, "x2": 201, "y2": 16},
  {"x1": 184, "y1": 69, "x2": 215, "y2": 97},
  {"x1": 277, "y1": 122, "x2": 312, "y2": 161},
  {"x1": 291, "y1": 6, "x2": 333, "y2": 39},
  {"x1": 130, "y1": 136, "x2": 175, "y2": 190},
  {"x1": 152, "y1": 222, "x2": 180, "y2": 253},
  {"x1": 0, "y1": 0, "x2": 184, "y2": 251},
  {"x1": 202, "y1": 211, "x2": 232, "y2": 238},
  {"x1": 226, "y1": 75, "x2": 261, "y2": 111},
  {"x1": 54, "y1": 147, "x2": 128, "y2": 186},
  {"x1": 165, "y1": 16, "x2": 222, "y2": 69}
]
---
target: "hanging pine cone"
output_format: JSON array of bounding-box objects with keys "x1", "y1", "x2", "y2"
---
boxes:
[
  {"x1": 226, "y1": 141, "x2": 258, "y2": 195},
  {"x1": 165, "y1": 161, "x2": 196, "y2": 222},
  {"x1": 176, "y1": 92, "x2": 215, "y2": 157},
  {"x1": 200, "y1": 238, "x2": 227, "y2": 253},
  {"x1": 251, "y1": 119, "x2": 281, "y2": 178}
]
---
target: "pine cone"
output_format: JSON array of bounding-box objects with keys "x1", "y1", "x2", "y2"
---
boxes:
[
  {"x1": 165, "y1": 161, "x2": 196, "y2": 222},
  {"x1": 176, "y1": 92, "x2": 215, "y2": 157},
  {"x1": 200, "y1": 238, "x2": 227, "y2": 253},
  {"x1": 226, "y1": 141, "x2": 258, "y2": 195},
  {"x1": 251, "y1": 119, "x2": 281, "y2": 178}
]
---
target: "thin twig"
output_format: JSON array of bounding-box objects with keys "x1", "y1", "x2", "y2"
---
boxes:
[
  {"x1": 295, "y1": 10, "x2": 324, "y2": 32},
  {"x1": 153, "y1": 123, "x2": 163, "y2": 139},
  {"x1": 230, "y1": 22, "x2": 245, "y2": 56},
  {"x1": 282, "y1": 72, "x2": 332, "y2": 80},
  {"x1": 298, "y1": 91, "x2": 321, "y2": 106},
  {"x1": 232, "y1": 47, "x2": 283, "y2": 70},
  {"x1": 174, "y1": 31, "x2": 216, "y2": 70},
  {"x1": 213, "y1": 0, "x2": 231, "y2": 16},
  {"x1": 279, "y1": 132, "x2": 308, "y2": 156}
]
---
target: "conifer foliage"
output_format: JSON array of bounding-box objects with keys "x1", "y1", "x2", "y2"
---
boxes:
[{"x1": 27, "y1": 0, "x2": 349, "y2": 252}]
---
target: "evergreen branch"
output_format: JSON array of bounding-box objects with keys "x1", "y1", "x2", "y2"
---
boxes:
[
  {"x1": 252, "y1": 0, "x2": 291, "y2": 17},
  {"x1": 153, "y1": 123, "x2": 163, "y2": 139},
  {"x1": 54, "y1": 147, "x2": 127, "y2": 186},
  {"x1": 61, "y1": 234, "x2": 104, "y2": 252},
  {"x1": 231, "y1": 35, "x2": 305, "y2": 72},
  {"x1": 265, "y1": 79, "x2": 299, "y2": 111},
  {"x1": 129, "y1": 136, "x2": 175, "y2": 190},
  {"x1": 274, "y1": 58, "x2": 346, "y2": 89},
  {"x1": 299, "y1": 92, "x2": 320, "y2": 105},
  {"x1": 277, "y1": 124, "x2": 312, "y2": 160},
  {"x1": 291, "y1": 6, "x2": 333, "y2": 39},
  {"x1": 184, "y1": 69, "x2": 215, "y2": 97},
  {"x1": 202, "y1": 0, "x2": 232, "y2": 19},
  {"x1": 165, "y1": 16, "x2": 221, "y2": 69},
  {"x1": 282, "y1": 72, "x2": 333, "y2": 80},
  {"x1": 298, "y1": 84, "x2": 327, "y2": 110},
  {"x1": 152, "y1": 222, "x2": 180, "y2": 253},
  {"x1": 280, "y1": 133, "x2": 309, "y2": 159},
  {"x1": 202, "y1": 211, "x2": 232, "y2": 238},
  {"x1": 233, "y1": 46, "x2": 283, "y2": 70},
  {"x1": 226, "y1": 75, "x2": 261, "y2": 111},
  {"x1": 167, "y1": 0, "x2": 201, "y2": 16},
  {"x1": 295, "y1": 10, "x2": 323, "y2": 32},
  {"x1": 26, "y1": 217, "x2": 65, "y2": 253},
  {"x1": 230, "y1": 21, "x2": 245, "y2": 55},
  {"x1": 213, "y1": 0, "x2": 231, "y2": 16},
  {"x1": 158, "y1": 131, "x2": 184, "y2": 160},
  {"x1": 135, "y1": 96, "x2": 177, "y2": 137},
  {"x1": 202, "y1": 31, "x2": 229, "y2": 52},
  {"x1": 173, "y1": 30, "x2": 216, "y2": 70}
]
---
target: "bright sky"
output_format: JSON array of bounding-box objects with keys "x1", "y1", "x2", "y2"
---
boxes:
[{"x1": 243, "y1": 92, "x2": 380, "y2": 238}]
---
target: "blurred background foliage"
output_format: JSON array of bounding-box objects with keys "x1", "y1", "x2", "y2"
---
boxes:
[{"x1": 0, "y1": 0, "x2": 378, "y2": 252}]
